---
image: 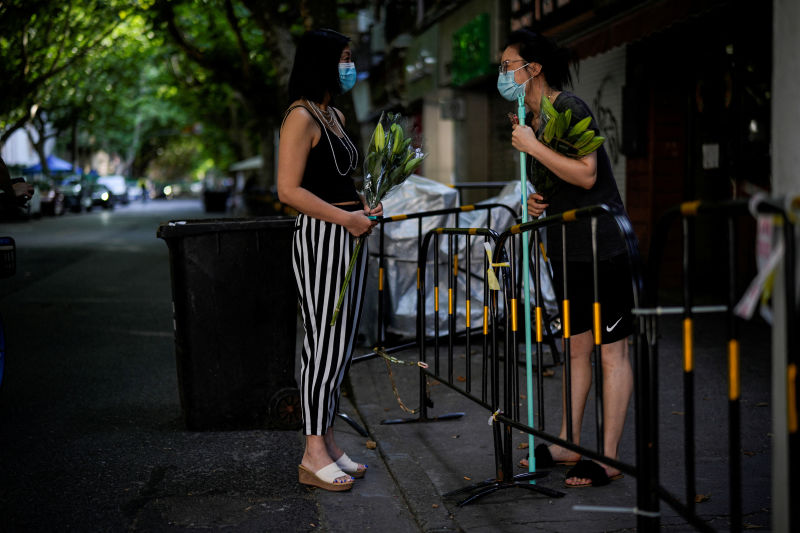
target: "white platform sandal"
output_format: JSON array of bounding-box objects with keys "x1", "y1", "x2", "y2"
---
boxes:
[
  {"x1": 335, "y1": 453, "x2": 368, "y2": 479},
  {"x1": 298, "y1": 463, "x2": 354, "y2": 491}
]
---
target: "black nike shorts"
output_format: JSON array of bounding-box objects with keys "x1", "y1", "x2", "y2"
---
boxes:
[{"x1": 550, "y1": 254, "x2": 634, "y2": 344}]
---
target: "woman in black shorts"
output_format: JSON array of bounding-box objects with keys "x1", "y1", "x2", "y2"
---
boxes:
[{"x1": 500, "y1": 28, "x2": 636, "y2": 487}]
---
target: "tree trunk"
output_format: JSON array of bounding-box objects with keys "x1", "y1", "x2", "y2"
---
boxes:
[
  {"x1": 26, "y1": 123, "x2": 51, "y2": 177},
  {"x1": 71, "y1": 119, "x2": 79, "y2": 173},
  {"x1": 0, "y1": 114, "x2": 29, "y2": 147},
  {"x1": 124, "y1": 112, "x2": 143, "y2": 178}
]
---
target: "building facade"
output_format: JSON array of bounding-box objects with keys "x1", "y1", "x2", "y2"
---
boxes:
[{"x1": 353, "y1": 0, "x2": 774, "y2": 295}]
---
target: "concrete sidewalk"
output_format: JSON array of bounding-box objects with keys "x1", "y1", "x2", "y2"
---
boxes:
[{"x1": 311, "y1": 314, "x2": 773, "y2": 532}]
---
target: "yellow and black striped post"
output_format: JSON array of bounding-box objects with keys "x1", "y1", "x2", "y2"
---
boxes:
[
  {"x1": 482, "y1": 235, "x2": 490, "y2": 404},
  {"x1": 680, "y1": 202, "x2": 698, "y2": 515},
  {"x1": 726, "y1": 215, "x2": 743, "y2": 532},
  {"x1": 447, "y1": 234, "x2": 456, "y2": 384},
  {"x1": 465, "y1": 234, "x2": 472, "y2": 394},
  {"x1": 377, "y1": 218, "x2": 387, "y2": 349},
  {"x1": 433, "y1": 231, "x2": 441, "y2": 376}
]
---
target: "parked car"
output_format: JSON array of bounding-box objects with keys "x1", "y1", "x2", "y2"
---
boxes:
[
  {"x1": 127, "y1": 182, "x2": 143, "y2": 202},
  {"x1": 33, "y1": 177, "x2": 65, "y2": 216},
  {"x1": 24, "y1": 182, "x2": 42, "y2": 218},
  {"x1": 96, "y1": 175, "x2": 128, "y2": 205},
  {"x1": 57, "y1": 175, "x2": 86, "y2": 212},
  {"x1": 84, "y1": 183, "x2": 114, "y2": 211}
]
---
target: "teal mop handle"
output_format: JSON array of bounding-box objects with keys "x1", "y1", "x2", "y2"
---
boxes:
[{"x1": 517, "y1": 95, "x2": 536, "y2": 478}]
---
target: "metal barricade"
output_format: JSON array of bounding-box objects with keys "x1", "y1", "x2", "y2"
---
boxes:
[
  {"x1": 638, "y1": 196, "x2": 798, "y2": 533},
  {"x1": 353, "y1": 203, "x2": 518, "y2": 366},
  {"x1": 452, "y1": 204, "x2": 644, "y2": 508},
  {"x1": 413, "y1": 225, "x2": 567, "y2": 503},
  {"x1": 367, "y1": 195, "x2": 797, "y2": 531}
]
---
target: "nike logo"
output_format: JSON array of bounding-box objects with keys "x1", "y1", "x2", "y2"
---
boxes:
[{"x1": 606, "y1": 316, "x2": 623, "y2": 332}]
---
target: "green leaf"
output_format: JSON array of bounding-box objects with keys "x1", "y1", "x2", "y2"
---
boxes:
[
  {"x1": 542, "y1": 116, "x2": 557, "y2": 144},
  {"x1": 370, "y1": 152, "x2": 384, "y2": 179},
  {"x1": 404, "y1": 155, "x2": 425, "y2": 174},
  {"x1": 540, "y1": 94, "x2": 558, "y2": 123},
  {"x1": 577, "y1": 136, "x2": 605, "y2": 156},
  {"x1": 554, "y1": 111, "x2": 568, "y2": 139},
  {"x1": 567, "y1": 116, "x2": 591, "y2": 139},
  {"x1": 572, "y1": 129, "x2": 595, "y2": 148},
  {"x1": 392, "y1": 124, "x2": 404, "y2": 154}
]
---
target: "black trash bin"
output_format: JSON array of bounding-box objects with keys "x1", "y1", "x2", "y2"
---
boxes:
[
  {"x1": 203, "y1": 190, "x2": 230, "y2": 213},
  {"x1": 157, "y1": 217, "x2": 300, "y2": 431}
]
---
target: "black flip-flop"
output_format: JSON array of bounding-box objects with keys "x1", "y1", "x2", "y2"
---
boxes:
[
  {"x1": 519, "y1": 444, "x2": 578, "y2": 468},
  {"x1": 564, "y1": 459, "x2": 623, "y2": 488}
]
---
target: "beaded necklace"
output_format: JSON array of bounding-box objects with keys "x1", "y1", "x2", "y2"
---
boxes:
[{"x1": 306, "y1": 99, "x2": 358, "y2": 177}]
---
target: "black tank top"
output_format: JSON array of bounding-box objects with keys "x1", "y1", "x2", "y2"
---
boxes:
[{"x1": 283, "y1": 104, "x2": 360, "y2": 205}]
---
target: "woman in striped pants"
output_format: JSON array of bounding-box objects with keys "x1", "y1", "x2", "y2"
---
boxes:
[{"x1": 277, "y1": 29, "x2": 382, "y2": 492}]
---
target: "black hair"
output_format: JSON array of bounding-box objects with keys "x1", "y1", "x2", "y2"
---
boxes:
[
  {"x1": 288, "y1": 28, "x2": 351, "y2": 104},
  {"x1": 504, "y1": 28, "x2": 574, "y2": 90}
]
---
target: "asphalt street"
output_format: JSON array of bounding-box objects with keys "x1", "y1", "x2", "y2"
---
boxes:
[{"x1": 0, "y1": 200, "x2": 329, "y2": 531}]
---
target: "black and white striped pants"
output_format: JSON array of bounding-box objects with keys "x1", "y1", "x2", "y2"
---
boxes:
[{"x1": 292, "y1": 213, "x2": 368, "y2": 436}]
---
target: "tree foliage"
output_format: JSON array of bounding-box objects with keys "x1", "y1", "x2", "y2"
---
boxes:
[
  {"x1": 0, "y1": 0, "x2": 126, "y2": 143},
  {"x1": 146, "y1": 0, "x2": 344, "y2": 185},
  {"x1": 1, "y1": 0, "x2": 361, "y2": 184}
]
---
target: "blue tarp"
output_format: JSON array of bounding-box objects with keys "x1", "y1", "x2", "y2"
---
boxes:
[{"x1": 23, "y1": 154, "x2": 73, "y2": 174}]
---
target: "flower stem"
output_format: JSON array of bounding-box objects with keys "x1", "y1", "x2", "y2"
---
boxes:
[{"x1": 330, "y1": 236, "x2": 363, "y2": 326}]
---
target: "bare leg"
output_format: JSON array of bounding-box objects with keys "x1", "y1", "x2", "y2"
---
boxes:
[
  {"x1": 302, "y1": 433, "x2": 350, "y2": 483},
  {"x1": 324, "y1": 427, "x2": 344, "y2": 461},
  {"x1": 549, "y1": 330, "x2": 593, "y2": 462},
  {"x1": 565, "y1": 338, "x2": 632, "y2": 485},
  {"x1": 599, "y1": 338, "x2": 633, "y2": 475}
]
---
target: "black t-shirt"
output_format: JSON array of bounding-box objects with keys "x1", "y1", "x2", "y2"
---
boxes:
[{"x1": 528, "y1": 92, "x2": 630, "y2": 261}]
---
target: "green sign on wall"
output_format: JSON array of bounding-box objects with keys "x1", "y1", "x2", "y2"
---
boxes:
[{"x1": 451, "y1": 13, "x2": 492, "y2": 87}]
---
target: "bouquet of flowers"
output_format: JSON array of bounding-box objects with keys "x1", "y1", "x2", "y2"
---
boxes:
[
  {"x1": 531, "y1": 95, "x2": 605, "y2": 200},
  {"x1": 330, "y1": 112, "x2": 426, "y2": 326}
]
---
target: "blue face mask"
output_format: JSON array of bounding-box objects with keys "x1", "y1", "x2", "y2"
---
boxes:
[
  {"x1": 497, "y1": 63, "x2": 531, "y2": 101},
  {"x1": 339, "y1": 62, "x2": 356, "y2": 93}
]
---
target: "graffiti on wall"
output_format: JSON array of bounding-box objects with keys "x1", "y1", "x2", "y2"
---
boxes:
[{"x1": 592, "y1": 75, "x2": 621, "y2": 166}]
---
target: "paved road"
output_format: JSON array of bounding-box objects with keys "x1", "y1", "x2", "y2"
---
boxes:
[{"x1": 0, "y1": 200, "x2": 322, "y2": 531}]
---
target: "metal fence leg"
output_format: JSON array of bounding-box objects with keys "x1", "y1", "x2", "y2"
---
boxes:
[{"x1": 636, "y1": 314, "x2": 660, "y2": 532}]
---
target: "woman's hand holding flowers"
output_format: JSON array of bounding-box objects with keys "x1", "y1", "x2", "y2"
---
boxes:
[
  {"x1": 364, "y1": 202, "x2": 383, "y2": 219},
  {"x1": 345, "y1": 202, "x2": 382, "y2": 237},
  {"x1": 345, "y1": 211, "x2": 375, "y2": 237}
]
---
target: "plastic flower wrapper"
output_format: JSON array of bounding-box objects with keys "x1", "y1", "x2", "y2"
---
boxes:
[
  {"x1": 530, "y1": 95, "x2": 605, "y2": 201},
  {"x1": 330, "y1": 112, "x2": 426, "y2": 326}
]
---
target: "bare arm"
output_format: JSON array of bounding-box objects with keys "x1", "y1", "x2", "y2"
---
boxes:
[
  {"x1": 511, "y1": 124, "x2": 598, "y2": 189},
  {"x1": 277, "y1": 106, "x2": 374, "y2": 236}
]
